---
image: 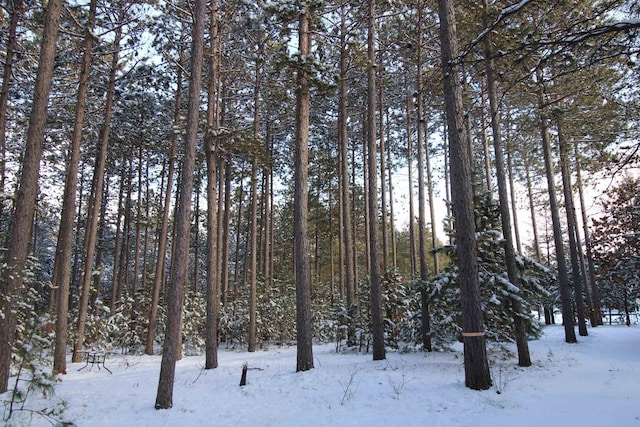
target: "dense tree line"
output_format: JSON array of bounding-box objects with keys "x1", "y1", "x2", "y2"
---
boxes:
[{"x1": 0, "y1": 0, "x2": 637, "y2": 407}]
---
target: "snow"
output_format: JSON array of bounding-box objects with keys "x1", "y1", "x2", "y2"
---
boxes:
[{"x1": 8, "y1": 324, "x2": 640, "y2": 426}]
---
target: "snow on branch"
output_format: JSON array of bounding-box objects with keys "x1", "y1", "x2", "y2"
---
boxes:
[{"x1": 461, "y1": 0, "x2": 536, "y2": 59}]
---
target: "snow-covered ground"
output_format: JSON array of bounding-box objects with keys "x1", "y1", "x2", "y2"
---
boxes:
[{"x1": 6, "y1": 324, "x2": 640, "y2": 426}]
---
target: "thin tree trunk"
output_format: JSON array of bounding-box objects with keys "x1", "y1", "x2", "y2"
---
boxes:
[
  {"x1": 0, "y1": 0, "x2": 64, "y2": 393},
  {"x1": 367, "y1": 0, "x2": 385, "y2": 361},
  {"x1": 535, "y1": 67, "x2": 576, "y2": 344},
  {"x1": 416, "y1": 5, "x2": 432, "y2": 352},
  {"x1": 52, "y1": 0, "x2": 96, "y2": 375},
  {"x1": 557, "y1": 116, "x2": 588, "y2": 336},
  {"x1": 221, "y1": 156, "x2": 232, "y2": 304},
  {"x1": 248, "y1": 48, "x2": 261, "y2": 351},
  {"x1": 505, "y1": 112, "x2": 522, "y2": 253},
  {"x1": 91, "y1": 178, "x2": 109, "y2": 314},
  {"x1": 574, "y1": 140, "x2": 601, "y2": 325},
  {"x1": 0, "y1": 0, "x2": 23, "y2": 223},
  {"x1": 406, "y1": 91, "x2": 417, "y2": 277},
  {"x1": 72, "y1": 17, "x2": 123, "y2": 363},
  {"x1": 155, "y1": 0, "x2": 205, "y2": 408},
  {"x1": 193, "y1": 170, "x2": 201, "y2": 294},
  {"x1": 484, "y1": 30, "x2": 531, "y2": 366},
  {"x1": 338, "y1": 7, "x2": 355, "y2": 316},
  {"x1": 437, "y1": 0, "x2": 491, "y2": 390},
  {"x1": 294, "y1": 9, "x2": 314, "y2": 372},
  {"x1": 204, "y1": 0, "x2": 219, "y2": 368},
  {"x1": 111, "y1": 165, "x2": 126, "y2": 313},
  {"x1": 378, "y1": 68, "x2": 389, "y2": 272},
  {"x1": 480, "y1": 77, "x2": 493, "y2": 195},
  {"x1": 132, "y1": 145, "x2": 144, "y2": 313},
  {"x1": 524, "y1": 162, "x2": 542, "y2": 262},
  {"x1": 386, "y1": 125, "x2": 398, "y2": 271},
  {"x1": 145, "y1": 57, "x2": 183, "y2": 355}
]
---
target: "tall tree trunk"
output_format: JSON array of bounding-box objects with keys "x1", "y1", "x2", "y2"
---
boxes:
[
  {"x1": 367, "y1": 0, "x2": 385, "y2": 361},
  {"x1": 91, "y1": 178, "x2": 109, "y2": 314},
  {"x1": 378, "y1": 68, "x2": 389, "y2": 272},
  {"x1": 72, "y1": 16, "x2": 123, "y2": 363},
  {"x1": 416, "y1": 4, "x2": 432, "y2": 352},
  {"x1": 425, "y1": 124, "x2": 440, "y2": 275},
  {"x1": 406, "y1": 91, "x2": 417, "y2": 277},
  {"x1": 221, "y1": 156, "x2": 232, "y2": 305},
  {"x1": 193, "y1": 170, "x2": 201, "y2": 293},
  {"x1": 294, "y1": 9, "x2": 314, "y2": 372},
  {"x1": 504, "y1": 112, "x2": 522, "y2": 254},
  {"x1": 0, "y1": 0, "x2": 23, "y2": 223},
  {"x1": 524, "y1": 162, "x2": 542, "y2": 262},
  {"x1": 248, "y1": 45, "x2": 261, "y2": 351},
  {"x1": 557, "y1": 116, "x2": 588, "y2": 336},
  {"x1": 145, "y1": 57, "x2": 183, "y2": 356},
  {"x1": 111, "y1": 165, "x2": 126, "y2": 313},
  {"x1": 132, "y1": 146, "x2": 144, "y2": 313},
  {"x1": 535, "y1": 67, "x2": 576, "y2": 344},
  {"x1": 155, "y1": 0, "x2": 205, "y2": 408},
  {"x1": 480, "y1": 77, "x2": 493, "y2": 195},
  {"x1": 339, "y1": 6, "x2": 356, "y2": 321},
  {"x1": 0, "y1": 0, "x2": 64, "y2": 393},
  {"x1": 52, "y1": 0, "x2": 97, "y2": 375},
  {"x1": 387, "y1": 129, "x2": 398, "y2": 271},
  {"x1": 484, "y1": 30, "x2": 531, "y2": 366},
  {"x1": 574, "y1": 140, "x2": 601, "y2": 325},
  {"x1": 437, "y1": 0, "x2": 491, "y2": 390},
  {"x1": 204, "y1": 0, "x2": 219, "y2": 369}
]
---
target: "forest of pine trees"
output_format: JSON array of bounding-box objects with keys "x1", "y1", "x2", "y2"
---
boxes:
[{"x1": 0, "y1": 0, "x2": 638, "y2": 407}]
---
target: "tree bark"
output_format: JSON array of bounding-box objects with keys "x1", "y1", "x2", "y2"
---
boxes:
[
  {"x1": 155, "y1": 0, "x2": 205, "y2": 408},
  {"x1": 416, "y1": 5, "x2": 432, "y2": 352},
  {"x1": 535, "y1": 67, "x2": 577, "y2": 344},
  {"x1": 145, "y1": 53, "x2": 183, "y2": 356},
  {"x1": 204, "y1": 0, "x2": 219, "y2": 369},
  {"x1": 483, "y1": 30, "x2": 531, "y2": 366},
  {"x1": 557, "y1": 116, "x2": 588, "y2": 336},
  {"x1": 367, "y1": 0, "x2": 385, "y2": 361},
  {"x1": 524, "y1": 162, "x2": 542, "y2": 262},
  {"x1": 574, "y1": 140, "x2": 601, "y2": 325},
  {"x1": 248, "y1": 35, "x2": 263, "y2": 352},
  {"x1": 0, "y1": 0, "x2": 23, "y2": 222},
  {"x1": 52, "y1": 0, "x2": 97, "y2": 375},
  {"x1": 338, "y1": 6, "x2": 356, "y2": 321},
  {"x1": 294, "y1": 9, "x2": 314, "y2": 372},
  {"x1": 437, "y1": 0, "x2": 491, "y2": 390},
  {"x1": 406, "y1": 92, "x2": 417, "y2": 277},
  {"x1": 72, "y1": 15, "x2": 123, "y2": 363},
  {"x1": 0, "y1": 0, "x2": 64, "y2": 393}
]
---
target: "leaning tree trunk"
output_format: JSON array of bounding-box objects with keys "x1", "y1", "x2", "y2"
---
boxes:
[
  {"x1": 535, "y1": 67, "x2": 577, "y2": 344},
  {"x1": 574, "y1": 140, "x2": 602, "y2": 325},
  {"x1": 52, "y1": 0, "x2": 96, "y2": 375},
  {"x1": 145, "y1": 52, "x2": 184, "y2": 356},
  {"x1": 437, "y1": 0, "x2": 491, "y2": 390},
  {"x1": 294, "y1": 9, "x2": 314, "y2": 372},
  {"x1": 0, "y1": 0, "x2": 64, "y2": 393},
  {"x1": 72, "y1": 17, "x2": 123, "y2": 363},
  {"x1": 557, "y1": 116, "x2": 588, "y2": 337},
  {"x1": 484, "y1": 29, "x2": 531, "y2": 366},
  {"x1": 155, "y1": 0, "x2": 205, "y2": 408}
]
